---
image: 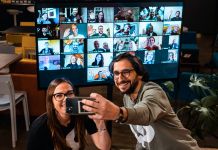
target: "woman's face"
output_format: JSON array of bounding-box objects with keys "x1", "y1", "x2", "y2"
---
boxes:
[
  {"x1": 52, "y1": 82, "x2": 74, "y2": 119},
  {"x1": 96, "y1": 54, "x2": 102, "y2": 62},
  {"x1": 98, "y1": 12, "x2": 104, "y2": 19},
  {"x1": 71, "y1": 55, "x2": 77, "y2": 64},
  {"x1": 149, "y1": 37, "x2": 155, "y2": 45}
]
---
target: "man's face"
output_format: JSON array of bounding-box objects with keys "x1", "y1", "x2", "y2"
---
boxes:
[
  {"x1": 146, "y1": 52, "x2": 153, "y2": 61},
  {"x1": 98, "y1": 26, "x2": 104, "y2": 34},
  {"x1": 71, "y1": 25, "x2": 78, "y2": 34},
  {"x1": 42, "y1": 27, "x2": 47, "y2": 33},
  {"x1": 72, "y1": 8, "x2": 78, "y2": 16},
  {"x1": 176, "y1": 11, "x2": 180, "y2": 17},
  {"x1": 94, "y1": 41, "x2": 99, "y2": 48},
  {"x1": 72, "y1": 42, "x2": 79, "y2": 50},
  {"x1": 113, "y1": 59, "x2": 140, "y2": 94}
]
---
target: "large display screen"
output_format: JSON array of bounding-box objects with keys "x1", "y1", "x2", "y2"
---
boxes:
[{"x1": 35, "y1": 0, "x2": 183, "y2": 89}]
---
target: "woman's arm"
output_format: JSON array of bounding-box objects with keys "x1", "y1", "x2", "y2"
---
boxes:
[{"x1": 90, "y1": 120, "x2": 111, "y2": 150}]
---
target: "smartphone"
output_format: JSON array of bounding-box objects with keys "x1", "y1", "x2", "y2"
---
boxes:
[{"x1": 66, "y1": 97, "x2": 95, "y2": 115}]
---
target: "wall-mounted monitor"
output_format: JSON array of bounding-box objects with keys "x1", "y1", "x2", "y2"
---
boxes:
[{"x1": 35, "y1": 0, "x2": 183, "y2": 89}]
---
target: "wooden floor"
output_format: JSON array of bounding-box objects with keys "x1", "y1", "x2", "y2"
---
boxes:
[{"x1": 0, "y1": 34, "x2": 218, "y2": 149}]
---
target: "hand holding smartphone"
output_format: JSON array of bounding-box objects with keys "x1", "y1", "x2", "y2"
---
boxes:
[{"x1": 66, "y1": 97, "x2": 95, "y2": 115}]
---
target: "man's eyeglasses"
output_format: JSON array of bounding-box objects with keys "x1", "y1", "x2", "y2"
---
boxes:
[
  {"x1": 113, "y1": 68, "x2": 134, "y2": 79},
  {"x1": 53, "y1": 90, "x2": 75, "y2": 101}
]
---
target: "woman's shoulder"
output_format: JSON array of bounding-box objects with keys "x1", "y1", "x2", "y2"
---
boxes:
[{"x1": 30, "y1": 113, "x2": 48, "y2": 131}]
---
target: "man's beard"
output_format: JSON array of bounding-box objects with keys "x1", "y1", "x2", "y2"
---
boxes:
[{"x1": 120, "y1": 78, "x2": 139, "y2": 95}]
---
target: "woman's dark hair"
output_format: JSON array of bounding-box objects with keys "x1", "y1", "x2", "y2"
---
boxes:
[
  {"x1": 46, "y1": 78, "x2": 86, "y2": 150},
  {"x1": 109, "y1": 52, "x2": 149, "y2": 82},
  {"x1": 92, "y1": 53, "x2": 104, "y2": 67},
  {"x1": 95, "y1": 11, "x2": 104, "y2": 23}
]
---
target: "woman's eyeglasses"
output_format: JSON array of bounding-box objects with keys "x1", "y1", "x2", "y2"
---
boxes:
[
  {"x1": 53, "y1": 90, "x2": 75, "y2": 101},
  {"x1": 113, "y1": 68, "x2": 134, "y2": 79}
]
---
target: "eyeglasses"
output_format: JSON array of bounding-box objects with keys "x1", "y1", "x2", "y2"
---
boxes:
[
  {"x1": 113, "y1": 68, "x2": 134, "y2": 79},
  {"x1": 53, "y1": 90, "x2": 75, "y2": 101}
]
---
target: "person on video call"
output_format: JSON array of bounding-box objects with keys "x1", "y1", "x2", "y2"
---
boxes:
[
  {"x1": 63, "y1": 24, "x2": 85, "y2": 39},
  {"x1": 115, "y1": 23, "x2": 133, "y2": 37},
  {"x1": 144, "y1": 51, "x2": 155, "y2": 64},
  {"x1": 169, "y1": 38, "x2": 179, "y2": 49},
  {"x1": 94, "y1": 70, "x2": 107, "y2": 80},
  {"x1": 145, "y1": 36, "x2": 161, "y2": 50},
  {"x1": 169, "y1": 10, "x2": 182, "y2": 21},
  {"x1": 67, "y1": 8, "x2": 83, "y2": 23},
  {"x1": 37, "y1": 12, "x2": 51, "y2": 24},
  {"x1": 125, "y1": 9, "x2": 134, "y2": 22},
  {"x1": 66, "y1": 54, "x2": 83, "y2": 69},
  {"x1": 102, "y1": 42, "x2": 111, "y2": 52},
  {"x1": 91, "y1": 25, "x2": 108, "y2": 38},
  {"x1": 81, "y1": 52, "x2": 200, "y2": 150},
  {"x1": 39, "y1": 41, "x2": 54, "y2": 55},
  {"x1": 95, "y1": 11, "x2": 105, "y2": 23},
  {"x1": 92, "y1": 40, "x2": 105, "y2": 53},
  {"x1": 143, "y1": 23, "x2": 157, "y2": 36},
  {"x1": 91, "y1": 53, "x2": 104, "y2": 67},
  {"x1": 168, "y1": 51, "x2": 176, "y2": 62},
  {"x1": 27, "y1": 78, "x2": 111, "y2": 150},
  {"x1": 40, "y1": 56, "x2": 59, "y2": 70},
  {"x1": 64, "y1": 40, "x2": 84, "y2": 54},
  {"x1": 38, "y1": 26, "x2": 52, "y2": 38}
]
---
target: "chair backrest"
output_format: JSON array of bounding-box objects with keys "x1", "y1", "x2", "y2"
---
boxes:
[
  {"x1": 0, "y1": 74, "x2": 15, "y2": 105},
  {"x1": 21, "y1": 36, "x2": 36, "y2": 59},
  {"x1": 180, "y1": 31, "x2": 197, "y2": 44}
]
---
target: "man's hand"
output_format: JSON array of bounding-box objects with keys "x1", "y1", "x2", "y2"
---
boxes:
[{"x1": 82, "y1": 93, "x2": 120, "y2": 120}]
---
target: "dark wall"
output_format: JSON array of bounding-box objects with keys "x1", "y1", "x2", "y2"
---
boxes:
[
  {"x1": 183, "y1": 0, "x2": 217, "y2": 34},
  {"x1": 0, "y1": 4, "x2": 35, "y2": 31}
]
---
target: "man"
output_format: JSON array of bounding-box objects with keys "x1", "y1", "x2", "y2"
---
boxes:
[
  {"x1": 82, "y1": 53, "x2": 200, "y2": 150},
  {"x1": 38, "y1": 26, "x2": 52, "y2": 38},
  {"x1": 91, "y1": 25, "x2": 108, "y2": 38},
  {"x1": 39, "y1": 41, "x2": 54, "y2": 55},
  {"x1": 92, "y1": 40, "x2": 105, "y2": 53},
  {"x1": 171, "y1": 11, "x2": 182, "y2": 21},
  {"x1": 103, "y1": 42, "x2": 111, "y2": 52},
  {"x1": 67, "y1": 8, "x2": 83, "y2": 23},
  {"x1": 63, "y1": 24, "x2": 85, "y2": 39}
]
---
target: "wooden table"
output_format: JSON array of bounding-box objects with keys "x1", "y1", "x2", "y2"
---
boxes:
[{"x1": 0, "y1": 53, "x2": 22, "y2": 71}]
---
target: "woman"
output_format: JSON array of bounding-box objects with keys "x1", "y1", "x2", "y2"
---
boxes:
[
  {"x1": 95, "y1": 11, "x2": 104, "y2": 23},
  {"x1": 27, "y1": 78, "x2": 111, "y2": 150},
  {"x1": 66, "y1": 54, "x2": 83, "y2": 69},
  {"x1": 91, "y1": 53, "x2": 104, "y2": 67},
  {"x1": 145, "y1": 36, "x2": 160, "y2": 50}
]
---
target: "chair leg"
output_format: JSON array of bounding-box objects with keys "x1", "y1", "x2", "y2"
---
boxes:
[
  {"x1": 23, "y1": 92, "x2": 30, "y2": 131},
  {"x1": 10, "y1": 106, "x2": 17, "y2": 148}
]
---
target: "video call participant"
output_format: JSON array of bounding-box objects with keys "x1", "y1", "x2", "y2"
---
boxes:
[
  {"x1": 64, "y1": 40, "x2": 84, "y2": 54},
  {"x1": 114, "y1": 40, "x2": 126, "y2": 51},
  {"x1": 27, "y1": 78, "x2": 111, "y2": 150},
  {"x1": 82, "y1": 52, "x2": 200, "y2": 150},
  {"x1": 115, "y1": 23, "x2": 133, "y2": 37},
  {"x1": 95, "y1": 11, "x2": 105, "y2": 23},
  {"x1": 39, "y1": 41, "x2": 54, "y2": 55},
  {"x1": 91, "y1": 25, "x2": 108, "y2": 38},
  {"x1": 145, "y1": 36, "x2": 161, "y2": 50},
  {"x1": 144, "y1": 51, "x2": 155, "y2": 64},
  {"x1": 66, "y1": 54, "x2": 83, "y2": 69},
  {"x1": 102, "y1": 42, "x2": 111, "y2": 52},
  {"x1": 38, "y1": 26, "x2": 52, "y2": 38},
  {"x1": 170, "y1": 10, "x2": 182, "y2": 21},
  {"x1": 37, "y1": 12, "x2": 51, "y2": 24},
  {"x1": 66, "y1": 8, "x2": 83, "y2": 23},
  {"x1": 39, "y1": 56, "x2": 59, "y2": 70},
  {"x1": 143, "y1": 23, "x2": 157, "y2": 36},
  {"x1": 92, "y1": 40, "x2": 105, "y2": 53},
  {"x1": 166, "y1": 25, "x2": 180, "y2": 35},
  {"x1": 63, "y1": 24, "x2": 85, "y2": 39},
  {"x1": 91, "y1": 53, "x2": 104, "y2": 67},
  {"x1": 168, "y1": 51, "x2": 176, "y2": 62},
  {"x1": 125, "y1": 9, "x2": 134, "y2": 22},
  {"x1": 94, "y1": 70, "x2": 107, "y2": 80},
  {"x1": 169, "y1": 38, "x2": 179, "y2": 49}
]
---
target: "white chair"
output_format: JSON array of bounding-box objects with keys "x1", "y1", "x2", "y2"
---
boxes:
[{"x1": 0, "y1": 74, "x2": 30, "y2": 148}]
